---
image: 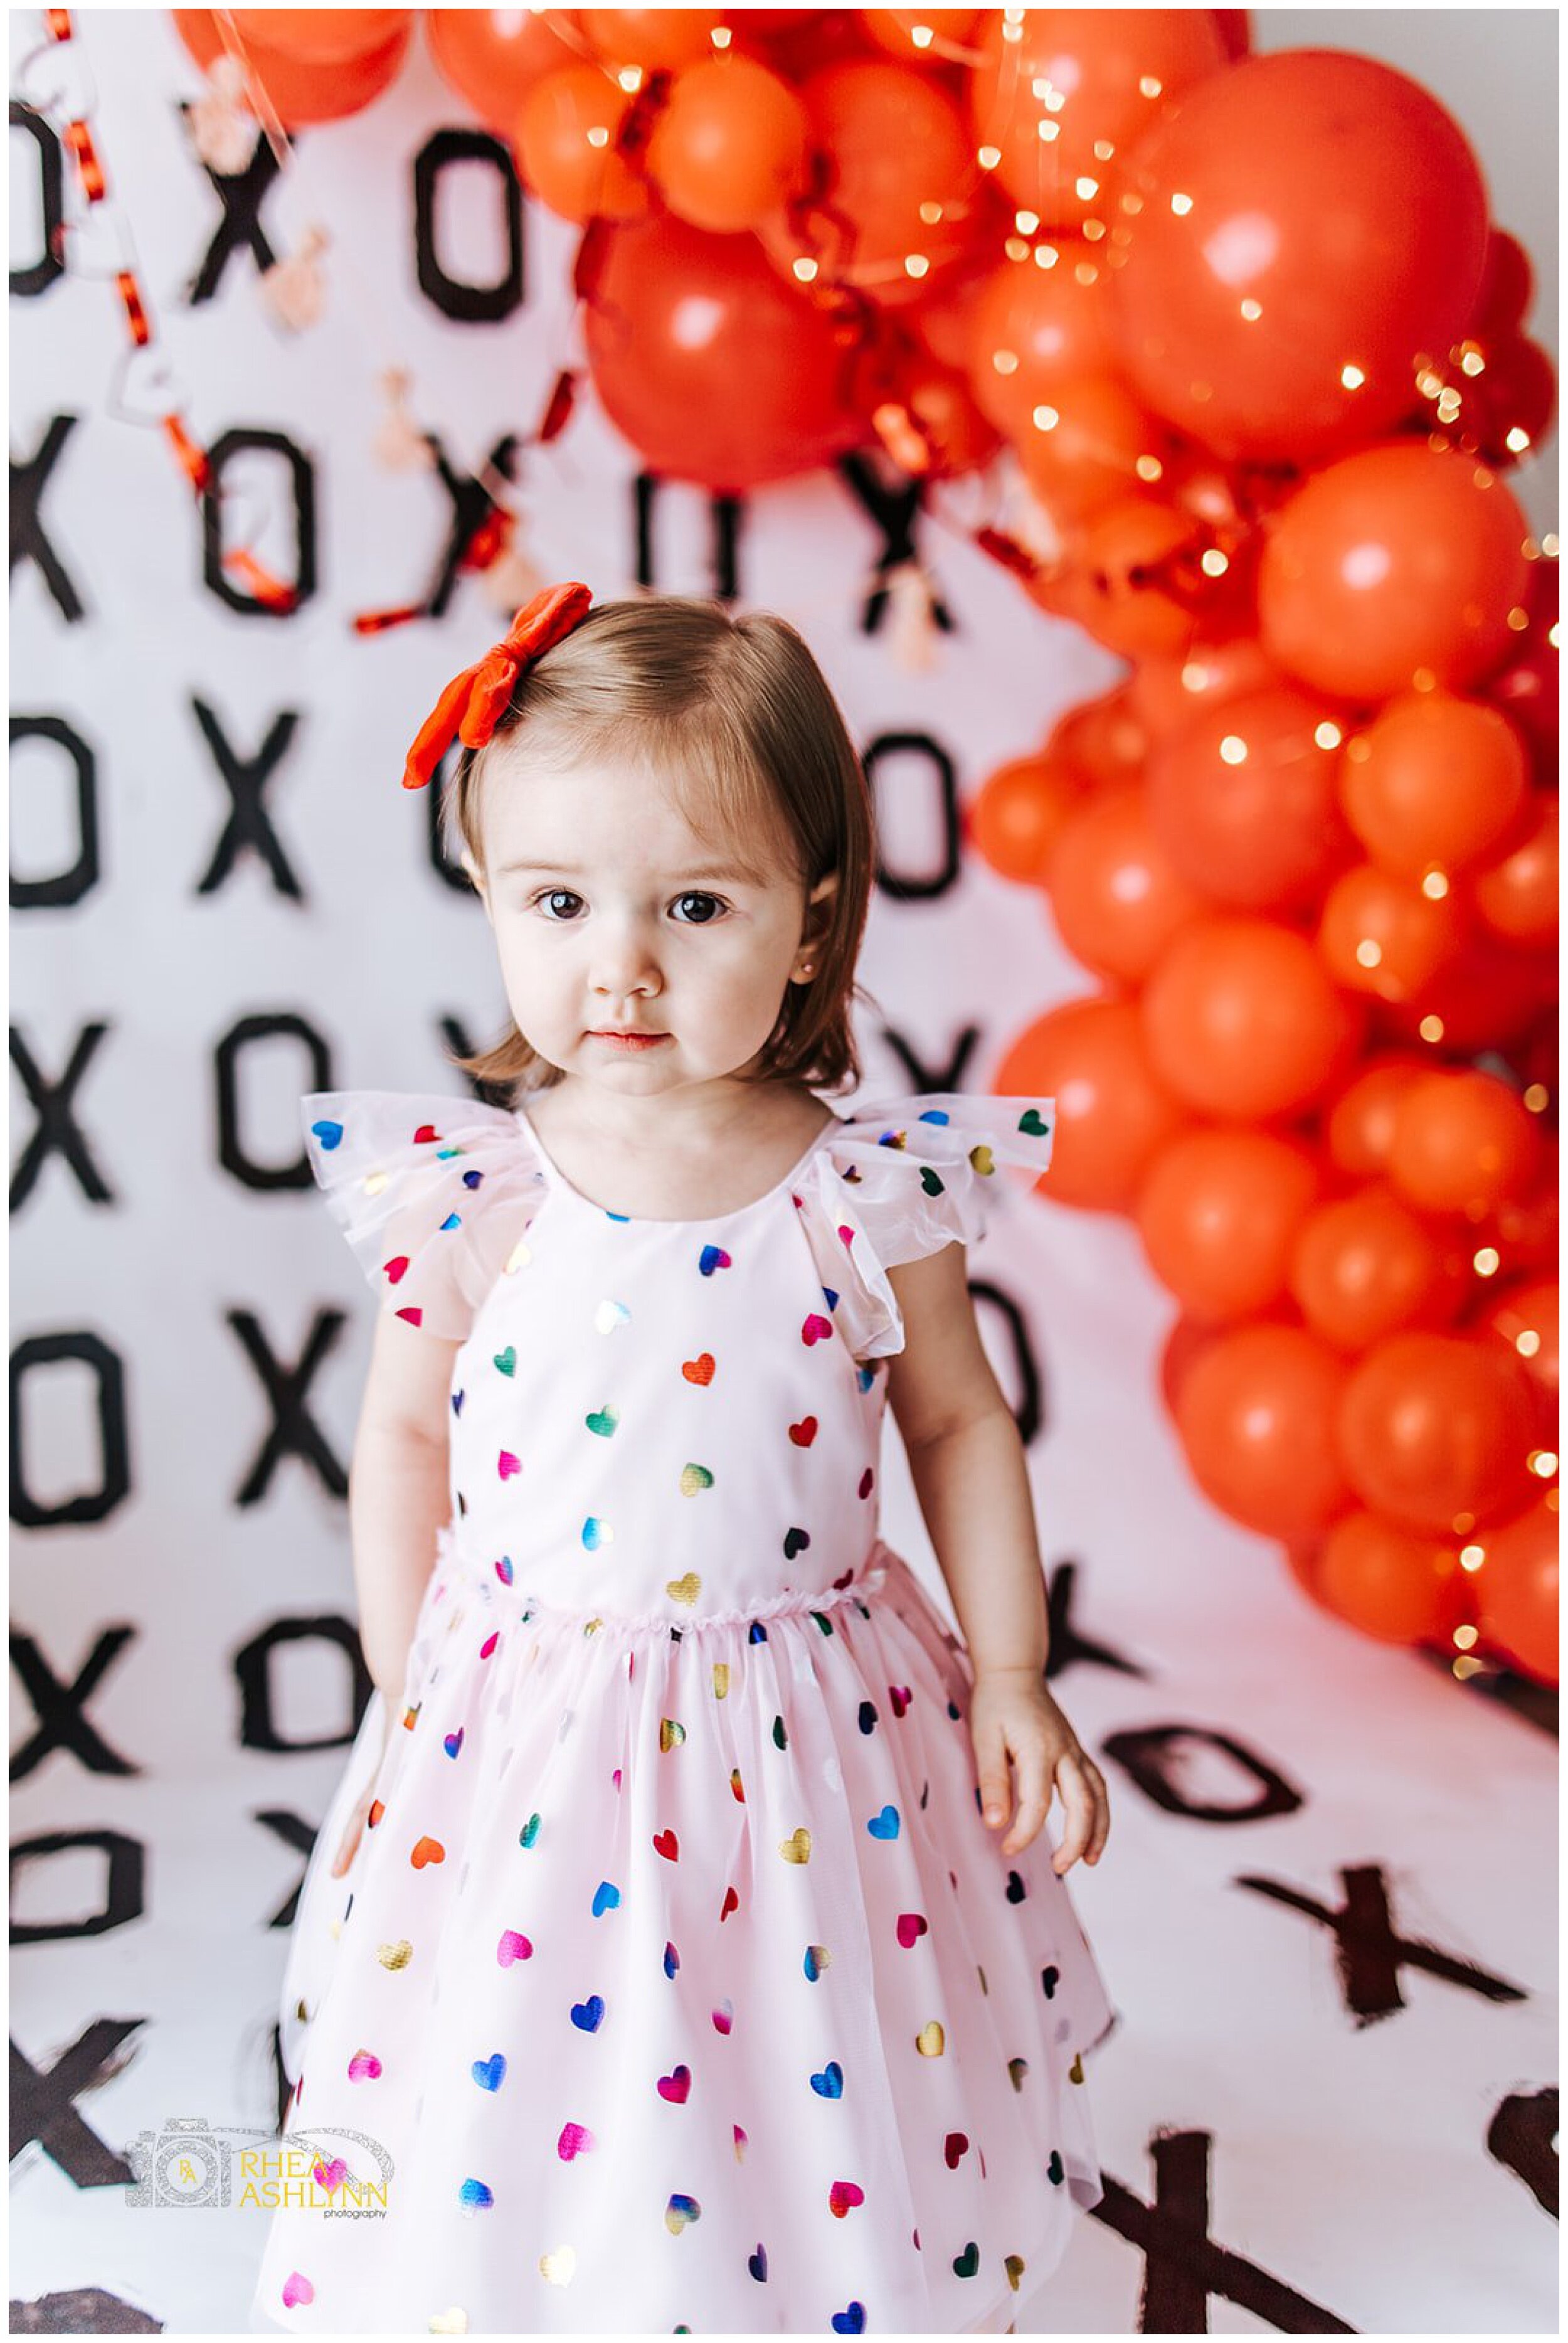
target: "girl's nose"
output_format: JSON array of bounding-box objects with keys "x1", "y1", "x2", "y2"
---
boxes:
[{"x1": 590, "y1": 918, "x2": 662, "y2": 998}]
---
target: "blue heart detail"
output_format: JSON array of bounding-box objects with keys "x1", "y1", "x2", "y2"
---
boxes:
[
  {"x1": 458, "y1": 2177, "x2": 494, "y2": 2210},
  {"x1": 519, "y1": 1812, "x2": 541, "y2": 1849},
  {"x1": 310, "y1": 1119, "x2": 343, "y2": 1151},
  {"x1": 866, "y1": 1804, "x2": 900, "y2": 1841},
  {"x1": 451, "y1": 1389, "x2": 465, "y2": 1416},
  {"x1": 570, "y1": 1994, "x2": 605, "y2": 2032},
  {"x1": 821, "y1": 1284, "x2": 839, "y2": 1309},
  {"x1": 583, "y1": 1517, "x2": 608, "y2": 1551},
  {"x1": 918, "y1": 1108, "x2": 951, "y2": 1124},
  {"x1": 443, "y1": 1728, "x2": 463, "y2": 1759},
  {"x1": 856, "y1": 1364, "x2": 876, "y2": 1392},
  {"x1": 810, "y1": 2060, "x2": 844, "y2": 2098},
  {"x1": 832, "y1": 2304, "x2": 866, "y2": 2335},
  {"x1": 699, "y1": 1245, "x2": 731, "y2": 1277},
  {"x1": 495, "y1": 1554, "x2": 514, "y2": 1586},
  {"x1": 439, "y1": 1211, "x2": 461, "y2": 1231},
  {"x1": 857, "y1": 1701, "x2": 877, "y2": 1735},
  {"x1": 749, "y1": 1621, "x2": 768, "y2": 1644},
  {"x1": 471, "y1": 2053, "x2": 506, "y2": 2091},
  {"x1": 664, "y1": 1939, "x2": 680, "y2": 1978},
  {"x1": 748, "y1": 2243, "x2": 768, "y2": 2283},
  {"x1": 591, "y1": 1879, "x2": 621, "y2": 1917},
  {"x1": 606, "y1": 1209, "x2": 630, "y2": 1223},
  {"x1": 803, "y1": 1945, "x2": 826, "y2": 1982},
  {"x1": 462, "y1": 1167, "x2": 483, "y2": 1188}
]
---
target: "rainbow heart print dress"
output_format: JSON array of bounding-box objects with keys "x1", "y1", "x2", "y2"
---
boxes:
[{"x1": 250, "y1": 1086, "x2": 1118, "y2": 2337}]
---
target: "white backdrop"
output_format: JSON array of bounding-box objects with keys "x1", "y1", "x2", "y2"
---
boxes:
[{"x1": 9, "y1": 9, "x2": 1558, "y2": 2336}]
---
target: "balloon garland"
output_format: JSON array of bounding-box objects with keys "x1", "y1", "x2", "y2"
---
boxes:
[{"x1": 164, "y1": 9, "x2": 1558, "y2": 1692}]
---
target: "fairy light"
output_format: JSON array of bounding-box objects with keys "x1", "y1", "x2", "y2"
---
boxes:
[
  {"x1": 1075, "y1": 176, "x2": 1099, "y2": 200},
  {"x1": 1549, "y1": 622, "x2": 1561, "y2": 647},
  {"x1": 1416, "y1": 368, "x2": 1444, "y2": 399},
  {"x1": 904, "y1": 253, "x2": 930, "y2": 280},
  {"x1": 911, "y1": 23, "x2": 935, "y2": 47},
  {"x1": 1170, "y1": 192, "x2": 1193, "y2": 215},
  {"x1": 1515, "y1": 1327, "x2": 1542, "y2": 1360},
  {"x1": 1341, "y1": 364, "x2": 1366, "y2": 390},
  {"x1": 1037, "y1": 119, "x2": 1060, "y2": 142},
  {"x1": 1083, "y1": 219, "x2": 1106, "y2": 242},
  {"x1": 1121, "y1": 190, "x2": 1144, "y2": 216},
  {"x1": 1220, "y1": 735, "x2": 1248, "y2": 764},
  {"x1": 1356, "y1": 939, "x2": 1384, "y2": 969},
  {"x1": 1459, "y1": 1542, "x2": 1486, "y2": 1573},
  {"x1": 1004, "y1": 235, "x2": 1031, "y2": 261},
  {"x1": 1454, "y1": 1654, "x2": 1485, "y2": 1680},
  {"x1": 710, "y1": 23, "x2": 731, "y2": 47},
  {"x1": 1436, "y1": 388, "x2": 1463, "y2": 423},
  {"x1": 1523, "y1": 1082, "x2": 1550, "y2": 1113},
  {"x1": 1315, "y1": 721, "x2": 1342, "y2": 750},
  {"x1": 1421, "y1": 870, "x2": 1449, "y2": 900},
  {"x1": 1093, "y1": 139, "x2": 1115, "y2": 161},
  {"x1": 1032, "y1": 404, "x2": 1060, "y2": 432},
  {"x1": 1200, "y1": 549, "x2": 1229, "y2": 576},
  {"x1": 1343, "y1": 734, "x2": 1370, "y2": 762},
  {"x1": 1458, "y1": 341, "x2": 1486, "y2": 376},
  {"x1": 918, "y1": 201, "x2": 944, "y2": 225},
  {"x1": 978, "y1": 144, "x2": 1002, "y2": 169},
  {"x1": 1240, "y1": 299, "x2": 1262, "y2": 321},
  {"x1": 1542, "y1": 532, "x2": 1559, "y2": 555},
  {"x1": 1014, "y1": 208, "x2": 1040, "y2": 233},
  {"x1": 1419, "y1": 1014, "x2": 1445, "y2": 1043},
  {"x1": 1073, "y1": 255, "x2": 1099, "y2": 285},
  {"x1": 1411, "y1": 667, "x2": 1437, "y2": 692},
  {"x1": 991, "y1": 348, "x2": 1020, "y2": 376},
  {"x1": 586, "y1": 123, "x2": 610, "y2": 148},
  {"x1": 1135, "y1": 454, "x2": 1163, "y2": 482},
  {"x1": 1505, "y1": 605, "x2": 1530, "y2": 630},
  {"x1": 1529, "y1": 1449, "x2": 1559, "y2": 1479},
  {"x1": 616, "y1": 65, "x2": 642, "y2": 91},
  {"x1": 792, "y1": 257, "x2": 818, "y2": 283},
  {"x1": 1034, "y1": 242, "x2": 1061, "y2": 270},
  {"x1": 1453, "y1": 1623, "x2": 1479, "y2": 1649},
  {"x1": 1507, "y1": 427, "x2": 1532, "y2": 454},
  {"x1": 1139, "y1": 73, "x2": 1163, "y2": 97}
]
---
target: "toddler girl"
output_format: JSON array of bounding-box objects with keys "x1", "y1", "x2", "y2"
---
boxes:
[{"x1": 250, "y1": 584, "x2": 1117, "y2": 2337}]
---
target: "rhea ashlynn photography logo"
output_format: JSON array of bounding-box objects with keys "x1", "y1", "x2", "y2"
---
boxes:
[{"x1": 124, "y1": 2116, "x2": 393, "y2": 2214}]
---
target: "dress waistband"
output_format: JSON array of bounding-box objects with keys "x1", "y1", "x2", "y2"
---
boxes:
[{"x1": 432, "y1": 1521, "x2": 894, "y2": 1637}]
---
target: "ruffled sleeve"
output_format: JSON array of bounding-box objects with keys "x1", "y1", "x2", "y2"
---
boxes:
[
  {"x1": 300, "y1": 1090, "x2": 549, "y2": 1341},
  {"x1": 794, "y1": 1091, "x2": 1056, "y2": 1361}
]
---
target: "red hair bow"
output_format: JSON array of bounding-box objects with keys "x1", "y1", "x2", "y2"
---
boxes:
[{"x1": 401, "y1": 581, "x2": 593, "y2": 791}]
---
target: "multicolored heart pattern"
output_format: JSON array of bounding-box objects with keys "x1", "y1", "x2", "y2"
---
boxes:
[
  {"x1": 558, "y1": 2121, "x2": 595, "y2": 2160},
  {"x1": 682, "y1": 1351, "x2": 716, "y2": 1385},
  {"x1": 801, "y1": 1312, "x2": 834, "y2": 1344},
  {"x1": 495, "y1": 1928, "x2": 533, "y2": 1965},
  {"x1": 896, "y1": 1913, "x2": 928, "y2": 1948},
  {"x1": 657, "y1": 2063, "x2": 692, "y2": 2103},
  {"x1": 665, "y1": 2191, "x2": 701, "y2": 2232},
  {"x1": 827, "y1": 2179, "x2": 865, "y2": 2218},
  {"x1": 697, "y1": 1245, "x2": 731, "y2": 1276},
  {"x1": 346, "y1": 2049, "x2": 382, "y2": 2081}
]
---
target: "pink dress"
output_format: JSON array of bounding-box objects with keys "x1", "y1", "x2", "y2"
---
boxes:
[{"x1": 250, "y1": 1087, "x2": 1118, "y2": 2337}]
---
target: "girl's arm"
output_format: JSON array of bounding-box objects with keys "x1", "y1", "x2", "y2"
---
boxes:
[
  {"x1": 884, "y1": 1242, "x2": 1048, "y2": 1678},
  {"x1": 348, "y1": 1307, "x2": 461, "y2": 1708}
]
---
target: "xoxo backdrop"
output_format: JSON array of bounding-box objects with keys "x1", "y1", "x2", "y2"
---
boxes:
[{"x1": 9, "y1": 9, "x2": 1557, "y2": 2335}]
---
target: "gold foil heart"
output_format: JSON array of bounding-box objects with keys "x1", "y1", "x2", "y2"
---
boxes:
[
  {"x1": 778, "y1": 1827, "x2": 812, "y2": 1864},
  {"x1": 712, "y1": 1662, "x2": 729, "y2": 1699},
  {"x1": 665, "y1": 1572, "x2": 701, "y2": 1607},
  {"x1": 679, "y1": 1461, "x2": 714, "y2": 1496},
  {"x1": 916, "y1": 2020, "x2": 946, "y2": 2056},
  {"x1": 969, "y1": 1143, "x2": 995, "y2": 1174},
  {"x1": 428, "y1": 2312, "x2": 468, "y2": 2334},
  {"x1": 539, "y1": 2246, "x2": 576, "y2": 2287},
  {"x1": 377, "y1": 1939, "x2": 413, "y2": 1970}
]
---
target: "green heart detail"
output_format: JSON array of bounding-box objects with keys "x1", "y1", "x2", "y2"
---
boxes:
[
  {"x1": 586, "y1": 1405, "x2": 619, "y2": 1438},
  {"x1": 1019, "y1": 1108, "x2": 1049, "y2": 1137},
  {"x1": 493, "y1": 1346, "x2": 516, "y2": 1376},
  {"x1": 1047, "y1": 2149, "x2": 1064, "y2": 2186},
  {"x1": 919, "y1": 1166, "x2": 945, "y2": 1197},
  {"x1": 519, "y1": 1812, "x2": 541, "y2": 1849},
  {"x1": 953, "y1": 2241, "x2": 980, "y2": 2278},
  {"x1": 772, "y1": 1714, "x2": 788, "y2": 1750}
]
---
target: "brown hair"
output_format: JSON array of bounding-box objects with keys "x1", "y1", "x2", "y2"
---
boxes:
[{"x1": 438, "y1": 595, "x2": 877, "y2": 1102}]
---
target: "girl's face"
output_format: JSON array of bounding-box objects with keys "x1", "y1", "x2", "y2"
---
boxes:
[{"x1": 470, "y1": 753, "x2": 834, "y2": 1095}]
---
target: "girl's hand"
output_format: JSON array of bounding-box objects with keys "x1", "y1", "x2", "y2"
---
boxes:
[
  {"x1": 329, "y1": 1703, "x2": 398, "y2": 1878},
  {"x1": 969, "y1": 1667, "x2": 1111, "y2": 1870}
]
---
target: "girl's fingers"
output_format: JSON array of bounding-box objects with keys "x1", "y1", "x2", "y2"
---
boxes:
[
  {"x1": 972, "y1": 1715, "x2": 1012, "y2": 1831},
  {"x1": 1081, "y1": 1755, "x2": 1111, "y2": 1861},
  {"x1": 1050, "y1": 1750, "x2": 1096, "y2": 1872},
  {"x1": 1000, "y1": 1734, "x2": 1051, "y2": 1856}
]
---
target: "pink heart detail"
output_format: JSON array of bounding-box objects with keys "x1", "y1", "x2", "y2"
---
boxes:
[
  {"x1": 311, "y1": 2157, "x2": 347, "y2": 2192},
  {"x1": 558, "y1": 2120, "x2": 594, "y2": 2160},
  {"x1": 479, "y1": 1631, "x2": 498, "y2": 1659},
  {"x1": 712, "y1": 1999, "x2": 733, "y2": 2034},
  {"x1": 612, "y1": 1767, "x2": 623, "y2": 1790},
  {"x1": 653, "y1": 1827, "x2": 679, "y2": 1861},
  {"x1": 802, "y1": 1312, "x2": 834, "y2": 1345},
  {"x1": 889, "y1": 1684, "x2": 912, "y2": 1718},
  {"x1": 347, "y1": 2049, "x2": 382, "y2": 2081},
  {"x1": 944, "y1": 2131, "x2": 970, "y2": 2169},
  {"x1": 657, "y1": 2064, "x2": 692, "y2": 2103},
  {"x1": 383, "y1": 1255, "x2": 410, "y2": 1285},
  {"x1": 858, "y1": 1467, "x2": 874, "y2": 1499},
  {"x1": 497, "y1": 1450, "x2": 521, "y2": 1480},
  {"x1": 413, "y1": 1124, "x2": 439, "y2": 1144},
  {"x1": 829, "y1": 2179, "x2": 866, "y2": 2217},
  {"x1": 496, "y1": 1928, "x2": 533, "y2": 1967},
  {"x1": 281, "y1": 2273, "x2": 315, "y2": 2309},
  {"x1": 896, "y1": 1913, "x2": 929, "y2": 1948},
  {"x1": 837, "y1": 1224, "x2": 856, "y2": 1245}
]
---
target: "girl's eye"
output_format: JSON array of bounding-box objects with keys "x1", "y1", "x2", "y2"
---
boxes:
[
  {"x1": 536, "y1": 888, "x2": 584, "y2": 920},
  {"x1": 670, "y1": 891, "x2": 727, "y2": 925}
]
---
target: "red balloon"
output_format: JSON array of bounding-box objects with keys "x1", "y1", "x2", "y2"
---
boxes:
[
  {"x1": 1386, "y1": 1070, "x2": 1545, "y2": 1219},
  {"x1": 1109, "y1": 52, "x2": 1489, "y2": 463},
  {"x1": 1015, "y1": 373, "x2": 1174, "y2": 531},
  {"x1": 1337, "y1": 1332, "x2": 1540, "y2": 1532},
  {"x1": 1174, "y1": 1322, "x2": 1354, "y2": 1538},
  {"x1": 1288, "y1": 1184, "x2": 1454, "y2": 1352},
  {"x1": 1141, "y1": 915, "x2": 1367, "y2": 1122},
  {"x1": 1313, "y1": 1511, "x2": 1466, "y2": 1647},
  {"x1": 1323, "y1": 1055, "x2": 1434, "y2": 1180},
  {"x1": 515, "y1": 64, "x2": 650, "y2": 225},
  {"x1": 426, "y1": 9, "x2": 587, "y2": 133},
  {"x1": 1258, "y1": 441, "x2": 1533, "y2": 702},
  {"x1": 1145, "y1": 684, "x2": 1358, "y2": 912},
  {"x1": 228, "y1": 8, "x2": 406, "y2": 61},
  {"x1": 1471, "y1": 228, "x2": 1535, "y2": 337},
  {"x1": 1473, "y1": 1497, "x2": 1560, "y2": 1686},
  {"x1": 1046, "y1": 686, "x2": 1149, "y2": 789},
  {"x1": 1044, "y1": 782, "x2": 1207, "y2": 986},
  {"x1": 583, "y1": 212, "x2": 866, "y2": 490},
  {"x1": 1476, "y1": 1275, "x2": 1559, "y2": 1447},
  {"x1": 174, "y1": 8, "x2": 413, "y2": 123},
  {"x1": 992, "y1": 996, "x2": 1189, "y2": 1213},
  {"x1": 1338, "y1": 691, "x2": 1529, "y2": 881},
  {"x1": 1129, "y1": 634, "x2": 1279, "y2": 732},
  {"x1": 965, "y1": 246, "x2": 1120, "y2": 441},
  {"x1": 1032, "y1": 496, "x2": 1201, "y2": 662},
  {"x1": 645, "y1": 55, "x2": 810, "y2": 235},
  {"x1": 1371, "y1": 928, "x2": 1555, "y2": 1055},
  {"x1": 1454, "y1": 336, "x2": 1558, "y2": 472},
  {"x1": 1483, "y1": 553, "x2": 1559, "y2": 772},
  {"x1": 1472, "y1": 794, "x2": 1559, "y2": 948},
  {"x1": 580, "y1": 10, "x2": 726, "y2": 71},
  {"x1": 966, "y1": 752, "x2": 1086, "y2": 885},
  {"x1": 1316, "y1": 861, "x2": 1471, "y2": 1004},
  {"x1": 1135, "y1": 1125, "x2": 1321, "y2": 1323}
]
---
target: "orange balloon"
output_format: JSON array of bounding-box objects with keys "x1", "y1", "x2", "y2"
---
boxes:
[
  {"x1": 1034, "y1": 497, "x2": 1199, "y2": 661},
  {"x1": 1145, "y1": 684, "x2": 1358, "y2": 912},
  {"x1": 1316, "y1": 862, "x2": 1470, "y2": 1002},
  {"x1": 965, "y1": 245, "x2": 1118, "y2": 440},
  {"x1": 1141, "y1": 915, "x2": 1366, "y2": 1122},
  {"x1": 1385, "y1": 1070, "x2": 1545, "y2": 1219},
  {"x1": 1323, "y1": 1054, "x2": 1434, "y2": 1179},
  {"x1": 1340, "y1": 692, "x2": 1529, "y2": 879},
  {"x1": 967, "y1": 7, "x2": 1227, "y2": 226},
  {"x1": 1046, "y1": 686, "x2": 1148, "y2": 789},
  {"x1": 1015, "y1": 373, "x2": 1173, "y2": 529},
  {"x1": 1313, "y1": 1511, "x2": 1465, "y2": 1645},
  {"x1": 1044, "y1": 783, "x2": 1205, "y2": 987},
  {"x1": 992, "y1": 996, "x2": 1188, "y2": 1213},
  {"x1": 780, "y1": 61, "x2": 977, "y2": 306},
  {"x1": 1130, "y1": 635, "x2": 1280, "y2": 733},
  {"x1": 580, "y1": 9, "x2": 725, "y2": 70},
  {"x1": 1162, "y1": 1299, "x2": 1303, "y2": 1415},
  {"x1": 1174, "y1": 1323, "x2": 1354, "y2": 1537},
  {"x1": 1471, "y1": 792, "x2": 1558, "y2": 947},
  {"x1": 1373, "y1": 929, "x2": 1555, "y2": 1055},
  {"x1": 1337, "y1": 1332, "x2": 1540, "y2": 1532},
  {"x1": 426, "y1": 8, "x2": 576, "y2": 129},
  {"x1": 174, "y1": 8, "x2": 411, "y2": 122},
  {"x1": 1472, "y1": 1496, "x2": 1560, "y2": 1686},
  {"x1": 1476, "y1": 1275, "x2": 1559, "y2": 1447},
  {"x1": 1135, "y1": 1126, "x2": 1321, "y2": 1323},
  {"x1": 646, "y1": 55, "x2": 809, "y2": 234},
  {"x1": 860, "y1": 8, "x2": 981, "y2": 59},
  {"x1": 515, "y1": 64, "x2": 650, "y2": 225},
  {"x1": 1470, "y1": 1142, "x2": 1559, "y2": 1284},
  {"x1": 1288, "y1": 1184, "x2": 1452, "y2": 1352},
  {"x1": 228, "y1": 8, "x2": 406, "y2": 61},
  {"x1": 1109, "y1": 53, "x2": 1488, "y2": 464},
  {"x1": 1258, "y1": 442, "x2": 1534, "y2": 702},
  {"x1": 966, "y1": 753, "x2": 1085, "y2": 885},
  {"x1": 582, "y1": 211, "x2": 866, "y2": 489}
]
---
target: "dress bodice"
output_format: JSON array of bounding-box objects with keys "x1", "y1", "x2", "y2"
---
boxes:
[{"x1": 300, "y1": 1086, "x2": 1056, "y2": 1625}]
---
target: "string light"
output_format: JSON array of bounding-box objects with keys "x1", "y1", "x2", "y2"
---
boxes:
[
  {"x1": 1315, "y1": 722, "x2": 1343, "y2": 750},
  {"x1": 1459, "y1": 1543, "x2": 1486, "y2": 1573}
]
